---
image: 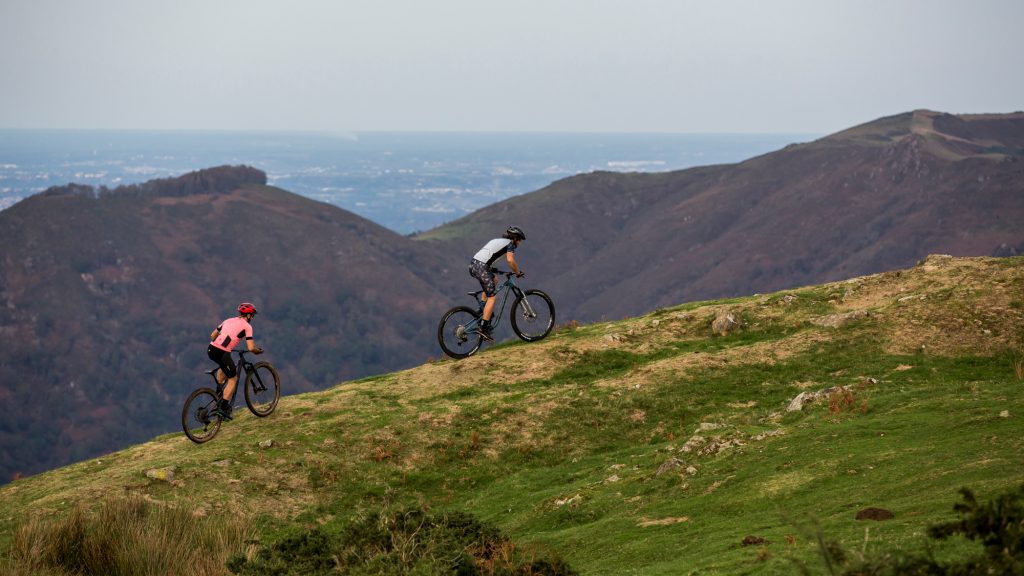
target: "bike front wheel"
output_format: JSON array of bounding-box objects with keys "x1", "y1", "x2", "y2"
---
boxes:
[
  {"x1": 182, "y1": 387, "x2": 222, "y2": 444},
  {"x1": 511, "y1": 289, "x2": 555, "y2": 342},
  {"x1": 438, "y1": 306, "x2": 483, "y2": 359},
  {"x1": 245, "y1": 362, "x2": 281, "y2": 417}
]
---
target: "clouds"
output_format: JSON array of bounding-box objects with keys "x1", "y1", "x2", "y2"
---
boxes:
[{"x1": 1, "y1": 0, "x2": 1021, "y2": 132}]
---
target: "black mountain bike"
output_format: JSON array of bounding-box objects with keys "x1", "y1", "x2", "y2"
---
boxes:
[
  {"x1": 437, "y1": 269, "x2": 555, "y2": 359},
  {"x1": 181, "y1": 350, "x2": 281, "y2": 444}
]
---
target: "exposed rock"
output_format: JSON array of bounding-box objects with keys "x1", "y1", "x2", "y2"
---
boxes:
[
  {"x1": 712, "y1": 311, "x2": 741, "y2": 335},
  {"x1": 144, "y1": 466, "x2": 176, "y2": 482},
  {"x1": 555, "y1": 494, "x2": 581, "y2": 507},
  {"x1": 786, "y1": 386, "x2": 848, "y2": 412},
  {"x1": 699, "y1": 437, "x2": 744, "y2": 456},
  {"x1": 605, "y1": 474, "x2": 621, "y2": 483},
  {"x1": 211, "y1": 459, "x2": 231, "y2": 467},
  {"x1": 259, "y1": 439, "x2": 275, "y2": 448},
  {"x1": 698, "y1": 422, "x2": 723, "y2": 432},
  {"x1": 856, "y1": 507, "x2": 894, "y2": 521},
  {"x1": 752, "y1": 429, "x2": 785, "y2": 441},
  {"x1": 656, "y1": 457, "x2": 684, "y2": 476},
  {"x1": 811, "y1": 310, "x2": 869, "y2": 328},
  {"x1": 680, "y1": 435, "x2": 706, "y2": 453}
]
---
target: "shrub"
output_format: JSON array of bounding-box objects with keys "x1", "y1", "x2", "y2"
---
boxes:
[{"x1": 227, "y1": 506, "x2": 577, "y2": 575}]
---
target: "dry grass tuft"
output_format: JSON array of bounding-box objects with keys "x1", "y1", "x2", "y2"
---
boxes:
[{"x1": 2, "y1": 496, "x2": 253, "y2": 576}]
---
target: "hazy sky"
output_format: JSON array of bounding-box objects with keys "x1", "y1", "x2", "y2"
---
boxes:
[{"x1": 1, "y1": 0, "x2": 1021, "y2": 134}]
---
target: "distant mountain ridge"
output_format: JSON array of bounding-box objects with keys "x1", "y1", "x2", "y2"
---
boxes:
[
  {"x1": 417, "y1": 109, "x2": 1024, "y2": 321},
  {"x1": 40, "y1": 164, "x2": 268, "y2": 199},
  {"x1": 1, "y1": 110, "x2": 1022, "y2": 483}
]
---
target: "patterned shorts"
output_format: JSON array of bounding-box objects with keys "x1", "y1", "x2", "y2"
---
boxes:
[{"x1": 469, "y1": 259, "x2": 497, "y2": 296}]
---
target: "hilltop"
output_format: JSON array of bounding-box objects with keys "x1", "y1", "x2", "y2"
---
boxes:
[
  {"x1": 2, "y1": 255, "x2": 1021, "y2": 574},
  {"x1": 417, "y1": 109, "x2": 1024, "y2": 322}
]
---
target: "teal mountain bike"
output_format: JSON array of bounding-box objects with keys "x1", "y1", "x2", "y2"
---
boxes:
[{"x1": 437, "y1": 269, "x2": 555, "y2": 359}]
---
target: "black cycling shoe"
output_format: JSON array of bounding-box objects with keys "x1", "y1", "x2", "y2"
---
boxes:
[
  {"x1": 476, "y1": 326, "x2": 494, "y2": 342},
  {"x1": 217, "y1": 400, "x2": 234, "y2": 420}
]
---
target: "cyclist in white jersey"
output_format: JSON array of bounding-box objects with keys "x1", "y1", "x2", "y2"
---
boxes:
[{"x1": 469, "y1": 226, "x2": 525, "y2": 340}]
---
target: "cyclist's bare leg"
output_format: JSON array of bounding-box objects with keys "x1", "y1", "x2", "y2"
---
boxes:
[
  {"x1": 215, "y1": 368, "x2": 226, "y2": 386},
  {"x1": 223, "y1": 377, "x2": 238, "y2": 403},
  {"x1": 482, "y1": 295, "x2": 497, "y2": 321}
]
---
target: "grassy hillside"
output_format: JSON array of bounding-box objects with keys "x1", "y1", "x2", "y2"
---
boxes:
[{"x1": 1, "y1": 255, "x2": 1022, "y2": 574}]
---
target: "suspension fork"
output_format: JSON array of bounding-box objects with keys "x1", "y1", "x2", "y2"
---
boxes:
[{"x1": 511, "y1": 286, "x2": 537, "y2": 317}]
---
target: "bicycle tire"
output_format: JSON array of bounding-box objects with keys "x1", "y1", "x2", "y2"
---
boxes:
[
  {"x1": 244, "y1": 362, "x2": 280, "y2": 417},
  {"x1": 438, "y1": 305, "x2": 483, "y2": 359},
  {"x1": 182, "y1": 387, "x2": 222, "y2": 444},
  {"x1": 511, "y1": 289, "x2": 555, "y2": 342}
]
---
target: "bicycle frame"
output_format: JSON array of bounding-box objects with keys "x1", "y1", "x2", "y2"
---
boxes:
[
  {"x1": 211, "y1": 351, "x2": 265, "y2": 398},
  {"x1": 466, "y1": 270, "x2": 535, "y2": 331}
]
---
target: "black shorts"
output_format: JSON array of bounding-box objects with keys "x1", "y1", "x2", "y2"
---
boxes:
[
  {"x1": 207, "y1": 344, "x2": 237, "y2": 378},
  {"x1": 469, "y1": 259, "x2": 497, "y2": 297}
]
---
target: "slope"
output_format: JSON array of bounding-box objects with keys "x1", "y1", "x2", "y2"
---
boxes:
[
  {"x1": 1, "y1": 255, "x2": 1021, "y2": 574},
  {"x1": 0, "y1": 166, "x2": 456, "y2": 481},
  {"x1": 416, "y1": 110, "x2": 1024, "y2": 323}
]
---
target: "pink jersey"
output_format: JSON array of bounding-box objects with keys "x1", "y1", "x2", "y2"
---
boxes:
[{"x1": 211, "y1": 316, "x2": 253, "y2": 351}]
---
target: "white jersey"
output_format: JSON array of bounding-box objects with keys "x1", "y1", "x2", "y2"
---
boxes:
[{"x1": 473, "y1": 238, "x2": 516, "y2": 266}]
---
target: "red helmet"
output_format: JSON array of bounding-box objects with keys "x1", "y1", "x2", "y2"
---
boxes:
[{"x1": 238, "y1": 302, "x2": 258, "y2": 315}]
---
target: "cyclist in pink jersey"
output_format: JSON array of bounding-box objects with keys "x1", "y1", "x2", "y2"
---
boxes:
[{"x1": 207, "y1": 302, "x2": 263, "y2": 419}]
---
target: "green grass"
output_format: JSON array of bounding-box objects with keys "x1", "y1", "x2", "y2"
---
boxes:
[{"x1": 2, "y1": 256, "x2": 1022, "y2": 574}]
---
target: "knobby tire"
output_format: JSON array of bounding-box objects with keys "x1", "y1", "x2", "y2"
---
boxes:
[
  {"x1": 511, "y1": 289, "x2": 555, "y2": 342},
  {"x1": 245, "y1": 362, "x2": 281, "y2": 417},
  {"x1": 182, "y1": 387, "x2": 222, "y2": 444},
  {"x1": 438, "y1": 305, "x2": 483, "y2": 359}
]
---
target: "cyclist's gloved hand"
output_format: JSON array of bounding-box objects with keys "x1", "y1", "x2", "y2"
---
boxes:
[
  {"x1": 253, "y1": 347, "x2": 264, "y2": 355},
  {"x1": 515, "y1": 270, "x2": 525, "y2": 278}
]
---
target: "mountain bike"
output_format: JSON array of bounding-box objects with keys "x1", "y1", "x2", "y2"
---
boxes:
[
  {"x1": 181, "y1": 350, "x2": 281, "y2": 444},
  {"x1": 437, "y1": 269, "x2": 555, "y2": 359}
]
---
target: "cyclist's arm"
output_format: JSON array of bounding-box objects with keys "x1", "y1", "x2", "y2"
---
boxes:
[
  {"x1": 506, "y1": 252, "x2": 521, "y2": 275},
  {"x1": 210, "y1": 328, "x2": 220, "y2": 341},
  {"x1": 246, "y1": 338, "x2": 263, "y2": 354}
]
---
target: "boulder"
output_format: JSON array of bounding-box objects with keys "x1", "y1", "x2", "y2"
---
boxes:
[{"x1": 711, "y1": 311, "x2": 740, "y2": 335}]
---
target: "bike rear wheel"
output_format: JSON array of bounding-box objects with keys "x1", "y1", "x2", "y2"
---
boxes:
[
  {"x1": 182, "y1": 387, "x2": 222, "y2": 444},
  {"x1": 438, "y1": 306, "x2": 483, "y2": 359},
  {"x1": 245, "y1": 362, "x2": 281, "y2": 417},
  {"x1": 511, "y1": 289, "x2": 555, "y2": 342}
]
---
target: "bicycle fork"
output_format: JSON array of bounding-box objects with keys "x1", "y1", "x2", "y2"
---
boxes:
[{"x1": 514, "y1": 288, "x2": 537, "y2": 319}]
